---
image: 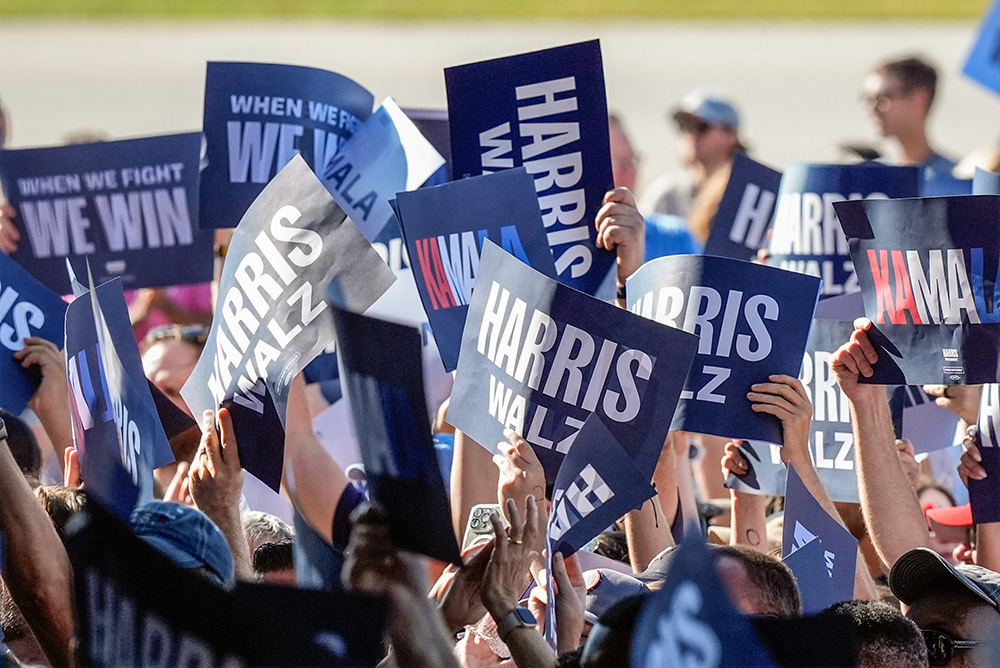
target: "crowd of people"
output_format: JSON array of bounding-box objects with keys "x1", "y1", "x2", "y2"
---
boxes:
[{"x1": 0, "y1": 48, "x2": 999, "y2": 668}]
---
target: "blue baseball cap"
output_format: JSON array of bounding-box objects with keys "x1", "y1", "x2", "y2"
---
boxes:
[
  {"x1": 130, "y1": 501, "x2": 235, "y2": 588},
  {"x1": 583, "y1": 569, "x2": 650, "y2": 625},
  {"x1": 672, "y1": 89, "x2": 741, "y2": 130}
]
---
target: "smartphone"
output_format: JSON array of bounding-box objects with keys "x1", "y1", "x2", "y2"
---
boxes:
[{"x1": 462, "y1": 503, "x2": 503, "y2": 551}]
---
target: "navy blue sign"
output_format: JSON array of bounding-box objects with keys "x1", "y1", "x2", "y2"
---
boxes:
[
  {"x1": 890, "y1": 385, "x2": 960, "y2": 455},
  {"x1": 181, "y1": 156, "x2": 395, "y2": 491},
  {"x1": 703, "y1": 153, "x2": 782, "y2": 261},
  {"x1": 768, "y1": 162, "x2": 920, "y2": 299},
  {"x1": 631, "y1": 530, "x2": 779, "y2": 668},
  {"x1": 837, "y1": 195, "x2": 1000, "y2": 384},
  {"x1": 200, "y1": 62, "x2": 374, "y2": 230},
  {"x1": 331, "y1": 306, "x2": 462, "y2": 566},
  {"x1": 447, "y1": 241, "x2": 699, "y2": 480},
  {"x1": 319, "y1": 98, "x2": 444, "y2": 241},
  {"x1": 547, "y1": 414, "x2": 655, "y2": 557},
  {"x1": 445, "y1": 40, "x2": 614, "y2": 296},
  {"x1": 0, "y1": 253, "x2": 67, "y2": 414},
  {"x1": 394, "y1": 167, "x2": 557, "y2": 372},
  {"x1": 65, "y1": 497, "x2": 368, "y2": 668},
  {"x1": 65, "y1": 279, "x2": 174, "y2": 518},
  {"x1": 780, "y1": 464, "x2": 857, "y2": 614},
  {"x1": 1, "y1": 133, "x2": 211, "y2": 294},
  {"x1": 626, "y1": 255, "x2": 821, "y2": 444},
  {"x1": 973, "y1": 383, "x2": 1000, "y2": 523},
  {"x1": 963, "y1": 0, "x2": 1000, "y2": 97}
]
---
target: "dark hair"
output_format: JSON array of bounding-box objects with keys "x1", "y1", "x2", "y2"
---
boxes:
[
  {"x1": 581, "y1": 593, "x2": 650, "y2": 668},
  {"x1": 877, "y1": 56, "x2": 939, "y2": 107},
  {"x1": 820, "y1": 600, "x2": 928, "y2": 668},
  {"x1": 34, "y1": 485, "x2": 87, "y2": 539},
  {"x1": 714, "y1": 545, "x2": 803, "y2": 617},
  {"x1": 253, "y1": 540, "x2": 294, "y2": 574},
  {"x1": 590, "y1": 531, "x2": 630, "y2": 564},
  {"x1": 2, "y1": 409, "x2": 40, "y2": 481}
]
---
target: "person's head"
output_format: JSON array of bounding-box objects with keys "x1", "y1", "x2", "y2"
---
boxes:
[
  {"x1": 252, "y1": 540, "x2": 296, "y2": 586},
  {"x1": 579, "y1": 592, "x2": 649, "y2": 667},
  {"x1": 33, "y1": 485, "x2": 86, "y2": 539},
  {"x1": 608, "y1": 114, "x2": 639, "y2": 191},
  {"x1": 671, "y1": 89, "x2": 742, "y2": 172},
  {"x1": 820, "y1": 600, "x2": 928, "y2": 667},
  {"x1": 130, "y1": 500, "x2": 235, "y2": 588},
  {"x1": 1, "y1": 410, "x2": 40, "y2": 485},
  {"x1": 140, "y1": 324, "x2": 208, "y2": 417},
  {"x1": 712, "y1": 545, "x2": 802, "y2": 618},
  {"x1": 863, "y1": 56, "x2": 939, "y2": 139},
  {"x1": 891, "y1": 547, "x2": 1000, "y2": 667},
  {"x1": 242, "y1": 510, "x2": 294, "y2": 554}
]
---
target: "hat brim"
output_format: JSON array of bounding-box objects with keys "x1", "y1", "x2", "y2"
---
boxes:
[
  {"x1": 889, "y1": 547, "x2": 997, "y2": 610},
  {"x1": 672, "y1": 110, "x2": 705, "y2": 126}
]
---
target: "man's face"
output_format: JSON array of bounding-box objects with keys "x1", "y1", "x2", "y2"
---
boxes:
[
  {"x1": 907, "y1": 590, "x2": 1000, "y2": 667},
  {"x1": 862, "y1": 71, "x2": 926, "y2": 139},
  {"x1": 141, "y1": 340, "x2": 199, "y2": 416},
  {"x1": 609, "y1": 123, "x2": 638, "y2": 191}
]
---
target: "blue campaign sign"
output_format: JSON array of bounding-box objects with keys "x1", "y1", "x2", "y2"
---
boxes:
[
  {"x1": 890, "y1": 385, "x2": 960, "y2": 455},
  {"x1": 0, "y1": 253, "x2": 67, "y2": 414},
  {"x1": 65, "y1": 279, "x2": 174, "y2": 518},
  {"x1": 813, "y1": 290, "x2": 864, "y2": 320},
  {"x1": 780, "y1": 464, "x2": 857, "y2": 614},
  {"x1": 547, "y1": 413, "x2": 655, "y2": 557},
  {"x1": 767, "y1": 162, "x2": 920, "y2": 299},
  {"x1": 447, "y1": 241, "x2": 699, "y2": 480},
  {"x1": 963, "y1": 0, "x2": 1000, "y2": 97},
  {"x1": 631, "y1": 530, "x2": 779, "y2": 668},
  {"x1": 181, "y1": 156, "x2": 395, "y2": 491},
  {"x1": 330, "y1": 306, "x2": 461, "y2": 566},
  {"x1": 394, "y1": 167, "x2": 557, "y2": 372},
  {"x1": 836, "y1": 195, "x2": 1000, "y2": 384},
  {"x1": 200, "y1": 62, "x2": 374, "y2": 230},
  {"x1": 318, "y1": 97, "x2": 444, "y2": 242},
  {"x1": 973, "y1": 384, "x2": 1000, "y2": 523},
  {"x1": 974, "y1": 167, "x2": 1000, "y2": 195},
  {"x1": 703, "y1": 153, "x2": 783, "y2": 262},
  {"x1": 444, "y1": 40, "x2": 615, "y2": 296},
  {"x1": 1, "y1": 133, "x2": 212, "y2": 295},
  {"x1": 626, "y1": 255, "x2": 821, "y2": 444}
]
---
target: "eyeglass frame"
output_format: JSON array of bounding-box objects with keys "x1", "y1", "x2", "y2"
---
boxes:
[{"x1": 921, "y1": 628, "x2": 986, "y2": 666}]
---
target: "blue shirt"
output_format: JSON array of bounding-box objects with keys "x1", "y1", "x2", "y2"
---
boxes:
[
  {"x1": 919, "y1": 152, "x2": 968, "y2": 196},
  {"x1": 644, "y1": 213, "x2": 702, "y2": 262}
]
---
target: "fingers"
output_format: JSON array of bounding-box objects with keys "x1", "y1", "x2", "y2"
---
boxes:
[
  {"x1": 503, "y1": 428, "x2": 541, "y2": 469},
  {"x1": 721, "y1": 440, "x2": 749, "y2": 477},
  {"x1": 602, "y1": 187, "x2": 637, "y2": 208},
  {"x1": 163, "y1": 461, "x2": 190, "y2": 503},
  {"x1": 896, "y1": 438, "x2": 916, "y2": 458},
  {"x1": 216, "y1": 407, "x2": 240, "y2": 468},
  {"x1": 64, "y1": 447, "x2": 82, "y2": 488},
  {"x1": 505, "y1": 496, "x2": 524, "y2": 544},
  {"x1": 551, "y1": 552, "x2": 574, "y2": 599},
  {"x1": 850, "y1": 320, "x2": 879, "y2": 366},
  {"x1": 562, "y1": 552, "x2": 585, "y2": 588},
  {"x1": 198, "y1": 409, "x2": 220, "y2": 475},
  {"x1": 488, "y1": 511, "x2": 508, "y2": 555}
]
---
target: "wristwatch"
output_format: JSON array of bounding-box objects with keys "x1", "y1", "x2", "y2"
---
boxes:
[{"x1": 495, "y1": 607, "x2": 537, "y2": 641}]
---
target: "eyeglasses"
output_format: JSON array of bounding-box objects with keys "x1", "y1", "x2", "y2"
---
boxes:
[
  {"x1": 860, "y1": 87, "x2": 909, "y2": 111},
  {"x1": 922, "y1": 629, "x2": 986, "y2": 666},
  {"x1": 144, "y1": 324, "x2": 210, "y2": 349},
  {"x1": 678, "y1": 119, "x2": 712, "y2": 135}
]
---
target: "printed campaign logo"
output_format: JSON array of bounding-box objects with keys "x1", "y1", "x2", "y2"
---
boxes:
[{"x1": 703, "y1": 153, "x2": 783, "y2": 262}]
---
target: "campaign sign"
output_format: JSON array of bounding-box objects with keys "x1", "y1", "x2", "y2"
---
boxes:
[
  {"x1": 837, "y1": 195, "x2": 1000, "y2": 385},
  {"x1": 181, "y1": 156, "x2": 395, "y2": 491},
  {"x1": 890, "y1": 385, "x2": 960, "y2": 455},
  {"x1": 626, "y1": 255, "x2": 821, "y2": 444},
  {"x1": 547, "y1": 414, "x2": 656, "y2": 557},
  {"x1": 394, "y1": 167, "x2": 557, "y2": 372},
  {"x1": 631, "y1": 530, "x2": 779, "y2": 668},
  {"x1": 447, "y1": 241, "x2": 699, "y2": 479},
  {"x1": 319, "y1": 97, "x2": 444, "y2": 241},
  {"x1": 963, "y1": 0, "x2": 1000, "y2": 97},
  {"x1": 1, "y1": 133, "x2": 212, "y2": 295},
  {"x1": 780, "y1": 464, "x2": 857, "y2": 614},
  {"x1": 200, "y1": 62, "x2": 374, "y2": 230},
  {"x1": 767, "y1": 162, "x2": 920, "y2": 299},
  {"x1": 974, "y1": 167, "x2": 1000, "y2": 195},
  {"x1": 703, "y1": 153, "x2": 783, "y2": 261},
  {"x1": 0, "y1": 253, "x2": 67, "y2": 414},
  {"x1": 331, "y1": 306, "x2": 462, "y2": 566},
  {"x1": 64, "y1": 497, "x2": 354, "y2": 668},
  {"x1": 444, "y1": 40, "x2": 614, "y2": 296},
  {"x1": 402, "y1": 107, "x2": 452, "y2": 182},
  {"x1": 973, "y1": 384, "x2": 1000, "y2": 523},
  {"x1": 66, "y1": 279, "x2": 174, "y2": 518}
]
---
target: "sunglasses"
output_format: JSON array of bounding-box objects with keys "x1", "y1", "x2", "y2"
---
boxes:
[
  {"x1": 922, "y1": 629, "x2": 986, "y2": 666},
  {"x1": 145, "y1": 324, "x2": 210, "y2": 348},
  {"x1": 678, "y1": 119, "x2": 712, "y2": 135}
]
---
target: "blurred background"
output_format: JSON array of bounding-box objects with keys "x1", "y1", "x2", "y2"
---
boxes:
[{"x1": 2, "y1": 1, "x2": 999, "y2": 195}]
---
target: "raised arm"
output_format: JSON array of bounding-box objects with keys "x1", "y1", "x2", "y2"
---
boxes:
[
  {"x1": 596, "y1": 187, "x2": 645, "y2": 307},
  {"x1": 721, "y1": 440, "x2": 770, "y2": 552},
  {"x1": 833, "y1": 320, "x2": 930, "y2": 568}
]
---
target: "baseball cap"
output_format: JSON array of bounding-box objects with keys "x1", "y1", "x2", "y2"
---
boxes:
[
  {"x1": 926, "y1": 504, "x2": 973, "y2": 544},
  {"x1": 130, "y1": 500, "x2": 235, "y2": 588},
  {"x1": 672, "y1": 89, "x2": 741, "y2": 130},
  {"x1": 583, "y1": 569, "x2": 649, "y2": 625},
  {"x1": 890, "y1": 547, "x2": 1000, "y2": 610}
]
